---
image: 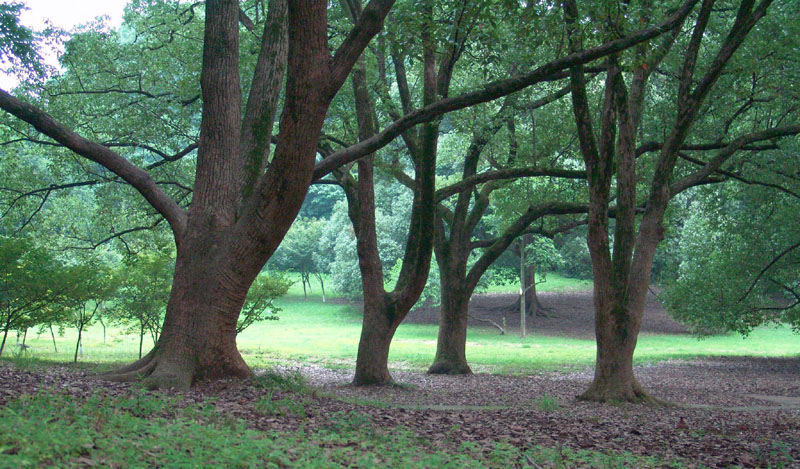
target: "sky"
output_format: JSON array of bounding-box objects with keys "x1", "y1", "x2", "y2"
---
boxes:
[{"x1": 0, "y1": 0, "x2": 130, "y2": 89}]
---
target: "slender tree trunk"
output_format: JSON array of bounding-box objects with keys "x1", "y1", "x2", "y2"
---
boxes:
[
  {"x1": 0, "y1": 320, "x2": 10, "y2": 357},
  {"x1": 508, "y1": 261, "x2": 546, "y2": 316},
  {"x1": 139, "y1": 322, "x2": 145, "y2": 359},
  {"x1": 49, "y1": 324, "x2": 58, "y2": 353},
  {"x1": 99, "y1": 317, "x2": 106, "y2": 344},
  {"x1": 428, "y1": 275, "x2": 473, "y2": 374},
  {"x1": 74, "y1": 323, "x2": 83, "y2": 363},
  {"x1": 316, "y1": 273, "x2": 326, "y2": 302},
  {"x1": 21, "y1": 328, "x2": 27, "y2": 346}
]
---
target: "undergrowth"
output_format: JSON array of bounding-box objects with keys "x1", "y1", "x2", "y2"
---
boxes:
[{"x1": 0, "y1": 389, "x2": 691, "y2": 468}]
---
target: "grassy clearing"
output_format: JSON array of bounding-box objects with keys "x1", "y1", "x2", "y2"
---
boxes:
[
  {"x1": 0, "y1": 385, "x2": 687, "y2": 468},
  {"x1": 2, "y1": 273, "x2": 797, "y2": 375},
  {"x1": 478, "y1": 272, "x2": 594, "y2": 294}
]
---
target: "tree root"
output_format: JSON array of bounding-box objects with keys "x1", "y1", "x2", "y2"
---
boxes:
[
  {"x1": 100, "y1": 350, "x2": 193, "y2": 391},
  {"x1": 427, "y1": 360, "x2": 473, "y2": 375},
  {"x1": 577, "y1": 382, "x2": 674, "y2": 406}
]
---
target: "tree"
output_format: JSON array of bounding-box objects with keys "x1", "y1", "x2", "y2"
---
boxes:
[
  {"x1": 0, "y1": 0, "x2": 395, "y2": 389},
  {"x1": 269, "y1": 217, "x2": 324, "y2": 300},
  {"x1": 664, "y1": 183, "x2": 800, "y2": 334},
  {"x1": 57, "y1": 262, "x2": 120, "y2": 363},
  {"x1": 0, "y1": 0, "x2": 700, "y2": 388},
  {"x1": 236, "y1": 271, "x2": 292, "y2": 334},
  {"x1": 563, "y1": 0, "x2": 800, "y2": 402},
  {"x1": 0, "y1": 236, "x2": 68, "y2": 356},
  {"x1": 324, "y1": 0, "x2": 700, "y2": 384},
  {"x1": 115, "y1": 252, "x2": 172, "y2": 359}
]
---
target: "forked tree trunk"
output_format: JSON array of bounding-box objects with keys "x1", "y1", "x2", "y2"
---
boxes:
[
  {"x1": 428, "y1": 276, "x2": 473, "y2": 374},
  {"x1": 579, "y1": 301, "x2": 648, "y2": 401}
]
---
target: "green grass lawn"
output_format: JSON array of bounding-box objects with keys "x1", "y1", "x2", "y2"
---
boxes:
[
  {"x1": 3, "y1": 273, "x2": 797, "y2": 375},
  {"x1": 1, "y1": 274, "x2": 796, "y2": 468}
]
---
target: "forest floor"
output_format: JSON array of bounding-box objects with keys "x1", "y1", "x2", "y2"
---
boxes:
[{"x1": 1, "y1": 291, "x2": 798, "y2": 467}]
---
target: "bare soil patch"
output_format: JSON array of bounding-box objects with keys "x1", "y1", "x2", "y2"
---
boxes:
[{"x1": 406, "y1": 288, "x2": 689, "y2": 338}]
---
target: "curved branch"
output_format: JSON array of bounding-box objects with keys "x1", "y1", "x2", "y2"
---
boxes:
[
  {"x1": 436, "y1": 167, "x2": 586, "y2": 202},
  {"x1": 313, "y1": 0, "x2": 698, "y2": 179},
  {"x1": 670, "y1": 124, "x2": 800, "y2": 196},
  {"x1": 0, "y1": 89, "x2": 188, "y2": 238},
  {"x1": 739, "y1": 239, "x2": 800, "y2": 302}
]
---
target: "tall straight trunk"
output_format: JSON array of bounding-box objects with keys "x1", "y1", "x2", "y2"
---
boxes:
[
  {"x1": 139, "y1": 322, "x2": 145, "y2": 359},
  {"x1": 99, "y1": 317, "x2": 106, "y2": 344},
  {"x1": 428, "y1": 272, "x2": 473, "y2": 374},
  {"x1": 21, "y1": 328, "x2": 27, "y2": 346}
]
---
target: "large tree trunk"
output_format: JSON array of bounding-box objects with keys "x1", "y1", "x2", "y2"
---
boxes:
[
  {"x1": 579, "y1": 301, "x2": 648, "y2": 402},
  {"x1": 428, "y1": 276, "x2": 473, "y2": 374},
  {"x1": 106, "y1": 232, "x2": 255, "y2": 389},
  {"x1": 353, "y1": 298, "x2": 401, "y2": 385}
]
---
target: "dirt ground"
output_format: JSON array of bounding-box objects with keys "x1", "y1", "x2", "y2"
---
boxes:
[
  {"x1": 406, "y1": 289, "x2": 689, "y2": 337},
  {"x1": 1, "y1": 291, "x2": 798, "y2": 467}
]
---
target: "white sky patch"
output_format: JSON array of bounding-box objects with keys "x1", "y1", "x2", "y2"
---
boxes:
[{"x1": 0, "y1": 0, "x2": 130, "y2": 89}]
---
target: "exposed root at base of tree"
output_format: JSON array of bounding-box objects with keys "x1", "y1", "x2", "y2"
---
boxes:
[
  {"x1": 351, "y1": 376, "x2": 395, "y2": 387},
  {"x1": 427, "y1": 361, "x2": 473, "y2": 375},
  {"x1": 100, "y1": 348, "x2": 252, "y2": 391},
  {"x1": 577, "y1": 383, "x2": 673, "y2": 406}
]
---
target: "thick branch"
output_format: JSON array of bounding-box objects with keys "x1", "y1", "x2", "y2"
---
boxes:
[
  {"x1": 436, "y1": 167, "x2": 586, "y2": 202},
  {"x1": 0, "y1": 89, "x2": 187, "y2": 238},
  {"x1": 670, "y1": 125, "x2": 800, "y2": 196},
  {"x1": 313, "y1": 0, "x2": 698, "y2": 179},
  {"x1": 328, "y1": 0, "x2": 395, "y2": 98}
]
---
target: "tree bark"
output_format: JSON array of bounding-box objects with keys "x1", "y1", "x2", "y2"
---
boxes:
[
  {"x1": 428, "y1": 273, "x2": 473, "y2": 374},
  {"x1": 563, "y1": 0, "x2": 774, "y2": 403},
  {"x1": 107, "y1": 231, "x2": 254, "y2": 389}
]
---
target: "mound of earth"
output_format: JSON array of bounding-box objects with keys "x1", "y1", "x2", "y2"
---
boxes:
[{"x1": 406, "y1": 288, "x2": 689, "y2": 338}]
